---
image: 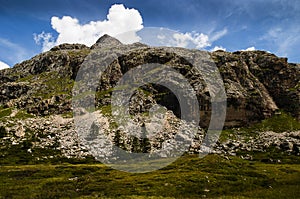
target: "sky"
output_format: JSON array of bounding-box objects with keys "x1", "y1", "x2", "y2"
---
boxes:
[{"x1": 0, "y1": 0, "x2": 300, "y2": 70}]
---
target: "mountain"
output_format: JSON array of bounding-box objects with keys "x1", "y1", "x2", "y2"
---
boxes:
[{"x1": 0, "y1": 35, "x2": 299, "y2": 163}]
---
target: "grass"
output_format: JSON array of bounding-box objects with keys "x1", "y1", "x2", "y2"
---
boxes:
[
  {"x1": 219, "y1": 112, "x2": 300, "y2": 143},
  {"x1": 0, "y1": 107, "x2": 12, "y2": 118},
  {"x1": 61, "y1": 111, "x2": 74, "y2": 118},
  {"x1": 0, "y1": 108, "x2": 35, "y2": 122},
  {"x1": 67, "y1": 48, "x2": 91, "y2": 58},
  {"x1": 99, "y1": 105, "x2": 112, "y2": 116},
  {"x1": 15, "y1": 70, "x2": 75, "y2": 100},
  {"x1": 35, "y1": 71, "x2": 74, "y2": 99},
  {"x1": 13, "y1": 109, "x2": 35, "y2": 120},
  {"x1": 244, "y1": 112, "x2": 300, "y2": 133},
  {"x1": 0, "y1": 154, "x2": 299, "y2": 198},
  {"x1": 219, "y1": 112, "x2": 300, "y2": 142},
  {"x1": 16, "y1": 74, "x2": 35, "y2": 83}
]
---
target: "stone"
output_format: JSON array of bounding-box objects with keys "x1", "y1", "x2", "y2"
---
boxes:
[
  {"x1": 15, "y1": 125, "x2": 25, "y2": 138},
  {"x1": 292, "y1": 144, "x2": 300, "y2": 154},
  {"x1": 280, "y1": 140, "x2": 294, "y2": 151}
]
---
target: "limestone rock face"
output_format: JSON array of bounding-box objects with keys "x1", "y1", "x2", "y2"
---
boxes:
[
  {"x1": 0, "y1": 35, "x2": 299, "y2": 124},
  {"x1": 213, "y1": 50, "x2": 300, "y2": 121}
]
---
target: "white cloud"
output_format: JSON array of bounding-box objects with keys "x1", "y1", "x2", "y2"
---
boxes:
[
  {"x1": 209, "y1": 28, "x2": 228, "y2": 42},
  {"x1": 157, "y1": 34, "x2": 166, "y2": 40},
  {"x1": 211, "y1": 46, "x2": 226, "y2": 51},
  {"x1": 34, "y1": 4, "x2": 143, "y2": 52},
  {"x1": 33, "y1": 32, "x2": 56, "y2": 52},
  {"x1": 170, "y1": 28, "x2": 227, "y2": 49},
  {"x1": 0, "y1": 38, "x2": 29, "y2": 65},
  {"x1": 261, "y1": 26, "x2": 300, "y2": 60},
  {"x1": 0, "y1": 61, "x2": 10, "y2": 70},
  {"x1": 34, "y1": 5, "x2": 229, "y2": 53},
  {"x1": 241, "y1": 46, "x2": 256, "y2": 51},
  {"x1": 172, "y1": 32, "x2": 210, "y2": 49},
  {"x1": 267, "y1": 28, "x2": 282, "y2": 38},
  {"x1": 140, "y1": 27, "x2": 228, "y2": 50}
]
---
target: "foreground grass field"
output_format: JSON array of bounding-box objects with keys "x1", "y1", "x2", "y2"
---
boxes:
[{"x1": 1, "y1": 154, "x2": 300, "y2": 199}]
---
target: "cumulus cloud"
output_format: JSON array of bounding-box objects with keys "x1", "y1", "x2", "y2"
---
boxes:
[
  {"x1": 241, "y1": 46, "x2": 256, "y2": 51},
  {"x1": 169, "y1": 28, "x2": 227, "y2": 49},
  {"x1": 211, "y1": 46, "x2": 226, "y2": 51},
  {"x1": 33, "y1": 32, "x2": 56, "y2": 52},
  {"x1": 139, "y1": 27, "x2": 228, "y2": 50},
  {"x1": 34, "y1": 4, "x2": 228, "y2": 53},
  {"x1": 157, "y1": 34, "x2": 166, "y2": 40},
  {"x1": 172, "y1": 32, "x2": 210, "y2": 49},
  {"x1": 34, "y1": 4, "x2": 143, "y2": 52},
  {"x1": 0, "y1": 61, "x2": 10, "y2": 70}
]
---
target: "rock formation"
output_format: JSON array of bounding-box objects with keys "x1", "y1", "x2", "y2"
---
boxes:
[{"x1": 0, "y1": 35, "x2": 299, "y2": 162}]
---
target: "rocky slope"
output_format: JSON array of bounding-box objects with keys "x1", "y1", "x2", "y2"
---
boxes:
[{"x1": 0, "y1": 35, "x2": 299, "y2": 162}]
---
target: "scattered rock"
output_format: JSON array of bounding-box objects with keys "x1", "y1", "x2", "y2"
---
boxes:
[{"x1": 15, "y1": 125, "x2": 25, "y2": 138}]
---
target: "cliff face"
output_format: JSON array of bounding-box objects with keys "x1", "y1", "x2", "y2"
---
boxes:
[
  {"x1": 0, "y1": 35, "x2": 299, "y2": 161},
  {"x1": 0, "y1": 35, "x2": 299, "y2": 125},
  {"x1": 211, "y1": 50, "x2": 300, "y2": 124},
  {"x1": 212, "y1": 50, "x2": 300, "y2": 122}
]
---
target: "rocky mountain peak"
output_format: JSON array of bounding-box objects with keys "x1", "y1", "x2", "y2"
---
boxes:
[{"x1": 91, "y1": 34, "x2": 122, "y2": 49}]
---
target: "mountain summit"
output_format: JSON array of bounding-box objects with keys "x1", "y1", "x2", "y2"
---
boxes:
[{"x1": 91, "y1": 34, "x2": 123, "y2": 49}]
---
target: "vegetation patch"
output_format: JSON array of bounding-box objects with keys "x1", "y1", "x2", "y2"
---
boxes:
[
  {"x1": 0, "y1": 154, "x2": 299, "y2": 198},
  {"x1": 245, "y1": 112, "x2": 300, "y2": 133},
  {"x1": 13, "y1": 109, "x2": 35, "y2": 120},
  {"x1": 0, "y1": 107, "x2": 12, "y2": 118}
]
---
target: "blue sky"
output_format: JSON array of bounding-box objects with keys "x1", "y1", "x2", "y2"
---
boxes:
[{"x1": 0, "y1": 0, "x2": 300, "y2": 69}]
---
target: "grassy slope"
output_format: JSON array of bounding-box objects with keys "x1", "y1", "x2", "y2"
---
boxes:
[{"x1": 0, "y1": 154, "x2": 299, "y2": 199}]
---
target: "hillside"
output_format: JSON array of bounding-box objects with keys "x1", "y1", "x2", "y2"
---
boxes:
[{"x1": 0, "y1": 35, "x2": 300, "y2": 198}]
